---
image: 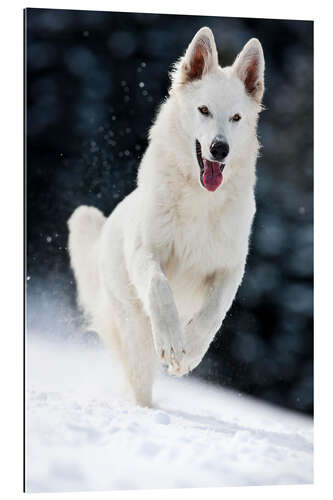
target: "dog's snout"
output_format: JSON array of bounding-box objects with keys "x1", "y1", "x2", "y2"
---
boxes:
[{"x1": 210, "y1": 136, "x2": 229, "y2": 161}]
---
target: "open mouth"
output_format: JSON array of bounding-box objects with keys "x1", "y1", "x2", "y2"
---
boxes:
[{"x1": 196, "y1": 140, "x2": 225, "y2": 192}]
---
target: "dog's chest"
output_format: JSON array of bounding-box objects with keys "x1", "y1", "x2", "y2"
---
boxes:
[
  {"x1": 167, "y1": 198, "x2": 242, "y2": 275},
  {"x1": 160, "y1": 201, "x2": 240, "y2": 323},
  {"x1": 162, "y1": 214, "x2": 227, "y2": 323},
  {"x1": 156, "y1": 184, "x2": 253, "y2": 321}
]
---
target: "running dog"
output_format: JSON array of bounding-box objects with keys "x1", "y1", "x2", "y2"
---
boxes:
[{"x1": 68, "y1": 27, "x2": 265, "y2": 406}]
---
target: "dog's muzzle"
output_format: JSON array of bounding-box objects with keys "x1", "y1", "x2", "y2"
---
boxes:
[{"x1": 196, "y1": 140, "x2": 225, "y2": 192}]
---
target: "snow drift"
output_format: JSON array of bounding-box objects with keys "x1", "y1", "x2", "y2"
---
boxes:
[{"x1": 25, "y1": 331, "x2": 313, "y2": 492}]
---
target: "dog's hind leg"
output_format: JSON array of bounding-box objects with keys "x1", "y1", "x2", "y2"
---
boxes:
[{"x1": 108, "y1": 296, "x2": 158, "y2": 407}]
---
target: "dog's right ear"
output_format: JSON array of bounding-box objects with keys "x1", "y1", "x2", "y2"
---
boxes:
[{"x1": 170, "y1": 27, "x2": 218, "y2": 90}]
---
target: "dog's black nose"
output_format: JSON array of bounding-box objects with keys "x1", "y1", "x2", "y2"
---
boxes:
[{"x1": 210, "y1": 136, "x2": 229, "y2": 161}]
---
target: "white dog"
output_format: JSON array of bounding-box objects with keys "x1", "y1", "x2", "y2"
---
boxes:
[{"x1": 68, "y1": 27, "x2": 265, "y2": 407}]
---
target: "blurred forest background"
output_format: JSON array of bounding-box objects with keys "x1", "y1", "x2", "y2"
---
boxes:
[{"x1": 25, "y1": 9, "x2": 313, "y2": 414}]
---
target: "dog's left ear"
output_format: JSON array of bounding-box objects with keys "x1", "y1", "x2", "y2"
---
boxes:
[
  {"x1": 233, "y1": 38, "x2": 265, "y2": 103},
  {"x1": 171, "y1": 27, "x2": 218, "y2": 89}
]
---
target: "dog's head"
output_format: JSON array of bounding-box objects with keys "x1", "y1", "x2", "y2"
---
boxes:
[{"x1": 170, "y1": 27, "x2": 265, "y2": 192}]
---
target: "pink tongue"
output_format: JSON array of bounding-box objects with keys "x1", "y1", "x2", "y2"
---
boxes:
[{"x1": 202, "y1": 159, "x2": 223, "y2": 191}]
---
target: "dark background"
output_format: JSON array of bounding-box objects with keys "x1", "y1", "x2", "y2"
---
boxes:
[{"x1": 25, "y1": 9, "x2": 313, "y2": 414}]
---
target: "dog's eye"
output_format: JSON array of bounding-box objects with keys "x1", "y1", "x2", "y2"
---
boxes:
[
  {"x1": 231, "y1": 113, "x2": 241, "y2": 122},
  {"x1": 198, "y1": 106, "x2": 210, "y2": 116}
]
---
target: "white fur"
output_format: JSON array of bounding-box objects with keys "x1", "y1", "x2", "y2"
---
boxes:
[{"x1": 68, "y1": 28, "x2": 265, "y2": 407}]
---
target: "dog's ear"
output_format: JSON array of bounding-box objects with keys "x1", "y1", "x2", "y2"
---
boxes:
[
  {"x1": 233, "y1": 38, "x2": 265, "y2": 103},
  {"x1": 171, "y1": 27, "x2": 218, "y2": 89}
]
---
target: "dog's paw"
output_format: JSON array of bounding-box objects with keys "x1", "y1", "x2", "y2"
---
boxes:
[
  {"x1": 168, "y1": 361, "x2": 189, "y2": 377},
  {"x1": 168, "y1": 353, "x2": 201, "y2": 377},
  {"x1": 168, "y1": 319, "x2": 204, "y2": 377},
  {"x1": 154, "y1": 333, "x2": 185, "y2": 371}
]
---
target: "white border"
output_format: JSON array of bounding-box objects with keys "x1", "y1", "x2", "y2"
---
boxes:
[
  {"x1": 20, "y1": 0, "x2": 316, "y2": 20},
  {"x1": 2, "y1": 1, "x2": 332, "y2": 499}
]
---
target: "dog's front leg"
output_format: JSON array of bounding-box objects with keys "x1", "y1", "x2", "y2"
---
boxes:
[
  {"x1": 169, "y1": 266, "x2": 244, "y2": 376},
  {"x1": 129, "y1": 248, "x2": 185, "y2": 371}
]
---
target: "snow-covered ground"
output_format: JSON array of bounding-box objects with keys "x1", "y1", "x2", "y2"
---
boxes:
[{"x1": 25, "y1": 333, "x2": 313, "y2": 493}]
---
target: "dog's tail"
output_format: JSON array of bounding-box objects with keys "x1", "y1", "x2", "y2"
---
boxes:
[{"x1": 68, "y1": 205, "x2": 106, "y2": 326}]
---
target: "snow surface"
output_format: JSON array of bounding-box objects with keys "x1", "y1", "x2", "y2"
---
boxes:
[{"x1": 25, "y1": 333, "x2": 313, "y2": 493}]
